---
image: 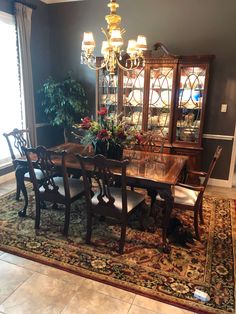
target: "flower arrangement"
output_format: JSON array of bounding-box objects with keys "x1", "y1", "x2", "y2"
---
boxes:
[{"x1": 73, "y1": 107, "x2": 142, "y2": 159}]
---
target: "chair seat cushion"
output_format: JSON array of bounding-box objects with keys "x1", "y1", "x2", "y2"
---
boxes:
[
  {"x1": 174, "y1": 185, "x2": 199, "y2": 206},
  {"x1": 24, "y1": 168, "x2": 45, "y2": 181},
  {"x1": 39, "y1": 177, "x2": 84, "y2": 199},
  {"x1": 156, "y1": 185, "x2": 199, "y2": 206},
  {"x1": 92, "y1": 187, "x2": 145, "y2": 213}
]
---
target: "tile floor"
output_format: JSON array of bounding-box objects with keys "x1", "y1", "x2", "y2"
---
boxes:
[{"x1": 0, "y1": 174, "x2": 235, "y2": 314}]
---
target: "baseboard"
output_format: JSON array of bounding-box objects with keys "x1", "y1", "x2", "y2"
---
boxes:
[{"x1": 208, "y1": 178, "x2": 232, "y2": 188}]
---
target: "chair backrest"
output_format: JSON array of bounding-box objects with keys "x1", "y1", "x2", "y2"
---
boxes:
[
  {"x1": 3, "y1": 128, "x2": 31, "y2": 166},
  {"x1": 202, "y1": 145, "x2": 222, "y2": 188},
  {"x1": 22, "y1": 146, "x2": 70, "y2": 201},
  {"x1": 77, "y1": 154, "x2": 129, "y2": 217},
  {"x1": 135, "y1": 131, "x2": 166, "y2": 153}
]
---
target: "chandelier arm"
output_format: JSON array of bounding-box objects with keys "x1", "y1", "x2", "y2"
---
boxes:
[
  {"x1": 115, "y1": 55, "x2": 141, "y2": 71},
  {"x1": 85, "y1": 60, "x2": 107, "y2": 71},
  {"x1": 101, "y1": 27, "x2": 109, "y2": 41}
]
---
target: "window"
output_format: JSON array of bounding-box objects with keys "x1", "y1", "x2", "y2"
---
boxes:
[{"x1": 0, "y1": 11, "x2": 25, "y2": 167}]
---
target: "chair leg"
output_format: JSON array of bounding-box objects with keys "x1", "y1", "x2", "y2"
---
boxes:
[
  {"x1": 199, "y1": 200, "x2": 204, "y2": 224},
  {"x1": 16, "y1": 182, "x2": 21, "y2": 201},
  {"x1": 35, "y1": 199, "x2": 41, "y2": 229},
  {"x1": 119, "y1": 224, "x2": 126, "y2": 254},
  {"x1": 64, "y1": 204, "x2": 71, "y2": 236},
  {"x1": 15, "y1": 166, "x2": 28, "y2": 217},
  {"x1": 86, "y1": 211, "x2": 92, "y2": 244},
  {"x1": 194, "y1": 207, "x2": 200, "y2": 241}
]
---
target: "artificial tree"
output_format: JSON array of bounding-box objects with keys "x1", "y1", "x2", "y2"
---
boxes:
[{"x1": 39, "y1": 74, "x2": 88, "y2": 142}]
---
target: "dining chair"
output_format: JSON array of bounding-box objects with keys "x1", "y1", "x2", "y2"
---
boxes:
[
  {"x1": 3, "y1": 128, "x2": 44, "y2": 216},
  {"x1": 137, "y1": 132, "x2": 167, "y2": 153},
  {"x1": 3, "y1": 128, "x2": 31, "y2": 197},
  {"x1": 157, "y1": 145, "x2": 222, "y2": 240},
  {"x1": 77, "y1": 154, "x2": 146, "y2": 254},
  {"x1": 23, "y1": 145, "x2": 85, "y2": 235}
]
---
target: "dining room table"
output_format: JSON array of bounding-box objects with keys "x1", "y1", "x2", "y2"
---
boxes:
[{"x1": 15, "y1": 142, "x2": 188, "y2": 253}]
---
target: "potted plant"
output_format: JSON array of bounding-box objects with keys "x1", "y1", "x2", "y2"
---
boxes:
[{"x1": 39, "y1": 73, "x2": 88, "y2": 142}]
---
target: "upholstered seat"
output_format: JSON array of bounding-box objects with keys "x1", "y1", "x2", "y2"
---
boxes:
[
  {"x1": 173, "y1": 186, "x2": 199, "y2": 206},
  {"x1": 39, "y1": 177, "x2": 84, "y2": 199},
  {"x1": 157, "y1": 185, "x2": 199, "y2": 207},
  {"x1": 92, "y1": 187, "x2": 145, "y2": 213},
  {"x1": 24, "y1": 168, "x2": 45, "y2": 181}
]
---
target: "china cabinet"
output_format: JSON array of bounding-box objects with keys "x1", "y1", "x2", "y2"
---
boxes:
[{"x1": 96, "y1": 43, "x2": 214, "y2": 172}]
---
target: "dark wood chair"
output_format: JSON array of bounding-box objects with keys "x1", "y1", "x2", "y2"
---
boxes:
[
  {"x1": 23, "y1": 146, "x2": 85, "y2": 235},
  {"x1": 134, "y1": 132, "x2": 168, "y2": 153},
  {"x1": 3, "y1": 128, "x2": 31, "y2": 197},
  {"x1": 77, "y1": 154, "x2": 146, "y2": 254},
  {"x1": 3, "y1": 128, "x2": 44, "y2": 216},
  {"x1": 157, "y1": 145, "x2": 222, "y2": 240}
]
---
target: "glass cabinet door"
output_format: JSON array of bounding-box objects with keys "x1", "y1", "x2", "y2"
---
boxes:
[
  {"x1": 148, "y1": 66, "x2": 174, "y2": 139},
  {"x1": 175, "y1": 65, "x2": 206, "y2": 145},
  {"x1": 97, "y1": 68, "x2": 118, "y2": 116},
  {"x1": 121, "y1": 67, "x2": 145, "y2": 130}
]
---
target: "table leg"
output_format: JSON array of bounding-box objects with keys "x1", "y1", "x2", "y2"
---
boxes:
[
  {"x1": 158, "y1": 188, "x2": 174, "y2": 253},
  {"x1": 147, "y1": 187, "x2": 173, "y2": 253},
  {"x1": 15, "y1": 165, "x2": 28, "y2": 217}
]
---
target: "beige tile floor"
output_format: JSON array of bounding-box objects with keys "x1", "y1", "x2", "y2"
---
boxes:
[{"x1": 0, "y1": 174, "x2": 235, "y2": 314}]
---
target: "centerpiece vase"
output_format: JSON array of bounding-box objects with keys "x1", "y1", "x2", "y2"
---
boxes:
[
  {"x1": 94, "y1": 141, "x2": 123, "y2": 160},
  {"x1": 107, "y1": 143, "x2": 123, "y2": 160},
  {"x1": 93, "y1": 140, "x2": 108, "y2": 157}
]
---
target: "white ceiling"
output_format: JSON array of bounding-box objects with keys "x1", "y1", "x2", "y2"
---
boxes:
[{"x1": 41, "y1": 0, "x2": 84, "y2": 4}]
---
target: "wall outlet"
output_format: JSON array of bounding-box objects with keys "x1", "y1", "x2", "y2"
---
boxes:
[{"x1": 221, "y1": 104, "x2": 228, "y2": 112}]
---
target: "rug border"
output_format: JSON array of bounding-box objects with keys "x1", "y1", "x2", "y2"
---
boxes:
[{"x1": 0, "y1": 244, "x2": 228, "y2": 314}]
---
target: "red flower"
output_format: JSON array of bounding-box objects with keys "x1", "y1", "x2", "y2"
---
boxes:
[
  {"x1": 135, "y1": 133, "x2": 142, "y2": 144},
  {"x1": 98, "y1": 107, "x2": 107, "y2": 116},
  {"x1": 80, "y1": 117, "x2": 91, "y2": 129},
  {"x1": 116, "y1": 130, "x2": 126, "y2": 141},
  {"x1": 97, "y1": 129, "x2": 110, "y2": 140}
]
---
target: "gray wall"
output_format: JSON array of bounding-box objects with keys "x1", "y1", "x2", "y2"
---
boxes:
[
  {"x1": 1, "y1": 0, "x2": 236, "y2": 179},
  {"x1": 0, "y1": 0, "x2": 12, "y2": 13},
  {"x1": 46, "y1": 0, "x2": 236, "y2": 180}
]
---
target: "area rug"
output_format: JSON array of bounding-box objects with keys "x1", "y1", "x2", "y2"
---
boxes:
[{"x1": 0, "y1": 188, "x2": 235, "y2": 314}]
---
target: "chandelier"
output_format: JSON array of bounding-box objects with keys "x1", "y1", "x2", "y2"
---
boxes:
[{"x1": 81, "y1": 0, "x2": 147, "y2": 76}]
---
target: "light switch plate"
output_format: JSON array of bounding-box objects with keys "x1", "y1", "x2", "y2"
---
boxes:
[{"x1": 221, "y1": 104, "x2": 227, "y2": 112}]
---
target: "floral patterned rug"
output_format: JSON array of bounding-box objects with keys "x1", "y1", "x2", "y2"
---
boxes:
[{"x1": 0, "y1": 188, "x2": 235, "y2": 314}]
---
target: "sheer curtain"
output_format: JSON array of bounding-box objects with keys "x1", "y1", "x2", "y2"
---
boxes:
[
  {"x1": 0, "y1": 11, "x2": 24, "y2": 166},
  {"x1": 15, "y1": 2, "x2": 36, "y2": 147}
]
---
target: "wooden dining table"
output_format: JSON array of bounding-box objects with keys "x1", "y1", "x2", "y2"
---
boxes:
[{"x1": 15, "y1": 142, "x2": 188, "y2": 252}]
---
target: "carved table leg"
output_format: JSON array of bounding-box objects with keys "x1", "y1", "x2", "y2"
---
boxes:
[
  {"x1": 15, "y1": 165, "x2": 28, "y2": 217},
  {"x1": 158, "y1": 188, "x2": 174, "y2": 253},
  {"x1": 147, "y1": 188, "x2": 157, "y2": 214},
  {"x1": 147, "y1": 187, "x2": 174, "y2": 253}
]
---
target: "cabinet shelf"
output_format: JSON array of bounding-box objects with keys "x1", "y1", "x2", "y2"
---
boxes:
[{"x1": 176, "y1": 125, "x2": 200, "y2": 129}]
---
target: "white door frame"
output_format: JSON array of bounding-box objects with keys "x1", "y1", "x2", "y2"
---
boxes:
[{"x1": 228, "y1": 124, "x2": 236, "y2": 188}]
